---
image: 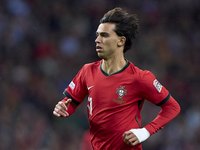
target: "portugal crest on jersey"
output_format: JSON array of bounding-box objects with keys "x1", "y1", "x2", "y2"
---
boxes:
[{"x1": 116, "y1": 85, "x2": 127, "y2": 100}]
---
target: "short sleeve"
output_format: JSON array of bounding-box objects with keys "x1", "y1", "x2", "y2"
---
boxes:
[
  {"x1": 137, "y1": 70, "x2": 169, "y2": 105},
  {"x1": 64, "y1": 65, "x2": 88, "y2": 104}
]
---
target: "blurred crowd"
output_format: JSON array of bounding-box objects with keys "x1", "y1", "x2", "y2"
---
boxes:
[{"x1": 0, "y1": 0, "x2": 200, "y2": 150}]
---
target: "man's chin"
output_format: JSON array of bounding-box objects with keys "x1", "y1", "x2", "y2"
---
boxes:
[{"x1": 97, "y1": 53, "x2": 106, "y2": 59}]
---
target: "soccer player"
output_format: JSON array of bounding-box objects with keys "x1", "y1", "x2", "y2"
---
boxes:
[{"x1": 53, "y1": 7, "x2": 181, "y2": 150}]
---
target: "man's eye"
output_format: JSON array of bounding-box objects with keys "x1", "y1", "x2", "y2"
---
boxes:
[
  {"x1": 102, "y1": 34, "x2": 108, "y2": 37},
  {"x1": 96, "y1": 32, "x2": 109, "y2": 37}
]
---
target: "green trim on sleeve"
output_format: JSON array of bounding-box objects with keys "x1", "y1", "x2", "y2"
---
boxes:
[{"x1": 156, "y1": 93, "x2": 171, "y2": 106}]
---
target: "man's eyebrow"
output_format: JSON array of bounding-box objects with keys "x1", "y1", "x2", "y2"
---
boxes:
[{"x1": 96, "y1": 32, "x2": 109, "y2": 35}]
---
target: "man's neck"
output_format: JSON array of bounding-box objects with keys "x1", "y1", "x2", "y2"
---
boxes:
[{"x1": 101, "y1": 56, "x2": 127, "y2": 75}]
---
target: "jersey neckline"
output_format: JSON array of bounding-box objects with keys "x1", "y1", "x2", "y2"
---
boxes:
[{"x1": 100, "y1": 59, "x2": 130, "y2": 77}]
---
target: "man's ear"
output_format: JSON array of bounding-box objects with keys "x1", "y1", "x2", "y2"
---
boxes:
[{"x1": 117, "y1": 36, "x2": 126, "y2": 47}]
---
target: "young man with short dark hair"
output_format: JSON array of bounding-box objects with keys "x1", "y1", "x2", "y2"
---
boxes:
[{"x1": 53, "y1": 7, "x2": 180, "y2": 150}]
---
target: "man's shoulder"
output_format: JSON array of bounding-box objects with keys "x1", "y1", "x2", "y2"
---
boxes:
[
  {"x1": 128, "y1": 62, "x2": 143, "y2": 74},
  {"x1": 82, "y1": 60, "x2": 102, "y2": 70},
  {"x1": 129, "y1": 62, "x2": 153, "y2": 78}
]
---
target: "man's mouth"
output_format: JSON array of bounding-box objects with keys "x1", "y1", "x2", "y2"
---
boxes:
[{"x1": 96, "y1": 46, "x2": 102, "y2": 52}]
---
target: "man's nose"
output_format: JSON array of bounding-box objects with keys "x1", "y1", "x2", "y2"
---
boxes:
[{"x1": 95, "y1": 35, "x2": 100, "y2": 43}]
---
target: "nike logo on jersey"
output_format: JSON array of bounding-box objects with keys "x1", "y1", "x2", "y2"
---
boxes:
[{"x1": 87, "y1": 86, "x2": 94, "y2": 90}]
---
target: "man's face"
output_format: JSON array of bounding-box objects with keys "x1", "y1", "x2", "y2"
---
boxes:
[{"x1": 95, "y1": 23, "x2": 122, "y2": 59}]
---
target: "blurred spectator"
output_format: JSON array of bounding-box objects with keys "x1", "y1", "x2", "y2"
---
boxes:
[{"x1": 79, "y1": 130, "x2": 92, "y2": 150}]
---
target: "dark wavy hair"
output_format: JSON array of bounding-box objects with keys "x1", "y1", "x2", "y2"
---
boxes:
[{"x1": 100, "y1": 7, "x2": 139, "y2": 53}]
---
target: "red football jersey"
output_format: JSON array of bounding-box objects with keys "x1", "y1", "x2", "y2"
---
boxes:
[{"x1": 64, "y1": 60, "x2": 170, "y2": 150}]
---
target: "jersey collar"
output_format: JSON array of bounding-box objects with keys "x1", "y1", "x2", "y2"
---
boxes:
[{"x1": 100, "y1": 58, "x2": 130, "y2": 77}]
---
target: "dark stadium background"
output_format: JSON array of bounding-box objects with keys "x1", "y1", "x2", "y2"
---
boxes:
[{"x1": 0, "y1": 0, "x2": 199, "y2": 149}]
